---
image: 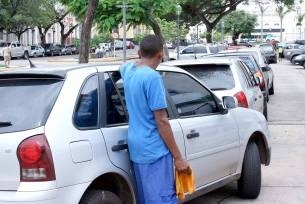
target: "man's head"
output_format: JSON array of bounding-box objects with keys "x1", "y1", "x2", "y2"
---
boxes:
[{"x1": 138, "y1": 35, "x2": 163, "y2": 68}]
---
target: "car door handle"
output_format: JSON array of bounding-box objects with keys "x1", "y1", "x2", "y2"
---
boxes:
[
  {"x1": 112, "y1": 140, "x2": 128, "y2": 152},
  {"x1": 186, "y1": 130, "x2": 200, "y2": 139}
]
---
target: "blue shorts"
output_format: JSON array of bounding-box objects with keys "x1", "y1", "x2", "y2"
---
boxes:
[{"x1": 133, "y1": 153, "x2": 177, "y2": 204}]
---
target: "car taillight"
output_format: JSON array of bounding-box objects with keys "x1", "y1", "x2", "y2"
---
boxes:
[
  {"x1": 254, "y1": 71, "x2": 265, "y2": 91},
  {"x1": 234, "y1": 91, "x2": 248, "y2": 108},
  {"x1": 17, "y1": 134, "x2": 56, "y2": 182}
]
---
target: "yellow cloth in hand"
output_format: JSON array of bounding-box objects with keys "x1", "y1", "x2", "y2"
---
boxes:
[{"x1": 175, "y1": 168, "x2": 195, "y2": 200}]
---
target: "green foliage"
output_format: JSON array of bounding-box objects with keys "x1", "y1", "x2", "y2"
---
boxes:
[
  {"x1": 221, "y1": 10, "x2": 257, "y2": 36},
  {"x1": 72, "y1": 38, "x2": 80, "y2": 47},
  {"x1": 156, "y1": 18, "x2": 188, "y2": 42},
  {"x1": 90, "y1": 32, "x2": 112, "y2": 47},
  {"x1": 133, "y1": 31, "x2": 151, "y2": 44}
]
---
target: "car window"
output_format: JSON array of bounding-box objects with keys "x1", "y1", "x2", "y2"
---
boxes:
[
  {"x1": 74, "y1": 75, "x2": 99, "y2": 129},
  {"x1": 161, "y1": 71, "x2": 218, "y2": 117},
  {"x1": 179, "y1": 64, "x2": 235, "y2": 91},
  {"x1": 209, "y1": 46, "x2": 219, "y2": 53},
  {"x1": 104, "y1": 72, "x2": 128, "y2": 126},
  {"x1": 238, "y1": 56, "x2": 260, "y2": 72},
  {"x1": 195, "y1": 46, "x2": 207, "y2": 53},
  {"x1": 238, "y1": 61, "x2": 256, "y2": 87},
  {"x1": 182, "y1": 47, "x2": 194, "y2": 54},
  {"x1": 0, "y1": 78, "x2": 63, "y2": 133}
]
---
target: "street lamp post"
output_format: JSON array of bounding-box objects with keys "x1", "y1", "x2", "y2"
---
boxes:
[
  {"x1": 118, "y1": 0, "x2": 131, "y2": 62},
  {"x1": 176, "y1": 4, "x2": 182, "y2": 60},
  {"x1": 52, "y1": 26, "x2": 55, "y2": 44}
]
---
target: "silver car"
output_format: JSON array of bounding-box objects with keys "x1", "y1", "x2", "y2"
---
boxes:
[
  {"x1": 0, "y1": 64, "x2": 271, "y2": 203},
  {"x1": 29, "y1": 45, "x2": 45, "y2": 57},
  {"x1": 163, "y1": 58, "x2": 267, "y2": 119}
]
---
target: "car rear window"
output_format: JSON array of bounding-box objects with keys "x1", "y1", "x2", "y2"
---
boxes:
[
  {"x1": 0, "y1": 78, "x2": 63, "y2": 133},
  {"x1": 179, "y1": 64, "x2": 235, "y2": 90},
  {"x1": 238, "y1": 56, "x2": 260, "y2": 72}
]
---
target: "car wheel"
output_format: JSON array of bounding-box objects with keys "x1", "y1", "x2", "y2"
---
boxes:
[
  {"x1": 79, "y1": 190, "x2": 123, "y2": 204},
  {"x1": 42, "y1": 52, "x2": 45, "y2": 57},
  {"x1": 291, "y1": 56, "x2": 296, "y2": 64},
  {"x1": 238, "y1": 142, "x2": 261, "y2": 199},
  {"x1": 51, "y1": 52, "x2": 54, "y2": 56},
  {"x1": 263, "y1": 99, "x2": 268, "y2": 120},
  {"x1": 33, "y1": 52, "x2": 37, "y2": 58},
  {"x1": 59, "y1": 51, "x2": 62, "y2": 56},
  {"x1": 303, "y1": 61, "x2": 305, "y2": 69},
  {"x1": 269, "y1": 82, "x2": 274, "y2": 95},
  {"x1": 23, "y1": 51, "x2": 29, "y2": 59}
]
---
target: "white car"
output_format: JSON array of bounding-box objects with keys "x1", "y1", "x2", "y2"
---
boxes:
[
  {"x1": 0, "y1": 64, "x2": 271, "y2": 203},
  {"x1": 169, "y1": 44, "x2": 222, "y2": 60},
  {"x1": 29, "y1": 45, "x2": 45, "y2": 57},
  {"x1": 163, "y1": 57, "x2": 267, "y2": 119}
]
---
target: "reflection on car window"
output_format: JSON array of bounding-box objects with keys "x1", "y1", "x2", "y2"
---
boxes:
[
  {"x1": 180, "y1": 64, "x2": 235, "y2": 91},
  {"x1": 104, "y1": 72, "x2": 128, "y2": 125},
  {"x1": 74, "y1": 75, "x2": 99, "y2": 128},
  {"x1": 161, "y1": 71, "x2": 218, "y2": 117},
  {"x1": 195, "y1": 46, "x2": 207, "y2": 53},
  {"x1": 182, "y1": 47, "x2": 194, "y2": 54}
]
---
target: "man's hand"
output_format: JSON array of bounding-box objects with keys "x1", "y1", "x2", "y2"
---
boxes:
[{"x1": 174, "y1": 157, "x2": 191, "y2": 173}]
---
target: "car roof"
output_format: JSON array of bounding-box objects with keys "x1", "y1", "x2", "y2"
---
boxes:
[
  {"x1": 0, "y1": 62, "x2": 192, "y2": 79},
  {"x1": 162, "y1": 57, "x2": 235, "y2": 66}
]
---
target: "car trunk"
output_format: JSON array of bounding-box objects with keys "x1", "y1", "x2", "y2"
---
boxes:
[{"x1": 0, "y1": 75, "x2": 64, "y2": 190}]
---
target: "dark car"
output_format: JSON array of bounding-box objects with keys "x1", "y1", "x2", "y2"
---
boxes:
[
  {"x1": 292, "y1": 54, "x2": 305, "y2": 68},
  {"x1": 67, "y1": 45, "x2": 79, "y2": 54},
  {"x1": 42, "y1": 43, "x2": 62, "y2": 56},
  {"x1": 285, "y1": 45, "x2": 305, "y2": 64},
  {"x1": 259, "y1": 44, "x2": 277, "y2": 64},
  {"x1": 60, "y1": 44, "x2": 73, "y2": 55},
  {"x1": 295, "y1": 39, "x2": 305, "y2": 45}
]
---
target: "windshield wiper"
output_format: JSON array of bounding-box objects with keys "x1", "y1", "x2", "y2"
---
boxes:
[{"x1": 0, "y1": 121, "x2": 12, "y2": 127}]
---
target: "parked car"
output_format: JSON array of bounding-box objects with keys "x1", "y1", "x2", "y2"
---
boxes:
[
  {"x1": 203, "y1": 52, "x2": 270, "y2": 103},
  {"x1": 284, "y1": 45, "x2": 305, "y2": 64},
  {"x1": 60, "y1": 44, "x2": 73, "y2": 55},
  {"x1": 292, "y1": 54, "x2": 305, "y2": 68},
  {"x1": 99, "y1": 43, "x2": 111, "y2": 52},
  {"x1": 283, "y1": 43, "x2": 301, "y2": 58},
  {"x1": 42, "y1": 43, "x2": 62, "y2": 56},
  {"x1": 163, "y1": 57, "x2": 267, "y2": 119},
  {"x1": 259, "y1": 43, "x2": 277, "y2": 64},
  {"x1": 0, "y1": 64, "x2": 271, "y2": 203},
  {"x1": 126, "y1": 40, "x2": 135, "y2": 49},
  {"x1": 169, "y1": 43, "x2": 223, "y2": 60},
  {"x1": 0, "y1": 41, "x2": 29, "y2": 59},
  {"x1": 111, "y1": 40, "x2": 124, "y2": 50},
  {"x1": 29, "y1": 45, "x2": 45, "y2": 57},
  {"x1": 67, "y1": 45, "x2": 79, "y2": 54},
  {"x1": 220, "y1": 48, "x2": 275, "y2": 96},
  {"x1": 294, "y1": 39, "x2": 305, "y2": 45}
]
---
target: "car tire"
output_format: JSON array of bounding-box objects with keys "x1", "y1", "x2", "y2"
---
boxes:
[
  {"x1": 79, "y1": 190, "x2": 123, "y2": 204},
  {"x1": 238, "y1": 142, "x2": 261, "y2": 199},
  {"x1": 33, "y1": 52, "x2": 37, "y2": 58},
  {"x1": 291, "y1": 56, "x2": 296, "y2": 64},
  {"x1": 303, "y1": 61, "x2": 305, "y2": 69},
  {"x1": 51, "y1": 52, "x2": 54, "y2": 56},
  {"x1": 23, "y1": 51, "x2": 29, "y2": 59},
  {"x1": 42, "y1": 52, "x2": 45, "y2": 57},
  {"x1": 269, "y1": 82, "x2": 274, "y2": 95}
]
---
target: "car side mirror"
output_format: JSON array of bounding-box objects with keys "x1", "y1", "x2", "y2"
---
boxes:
[
  {"x1": 262, "y1": 66, "x2": 271, "y2": 72},
  {"x1": 222, "y1": 96, "x2": 237, "y2": 109}
]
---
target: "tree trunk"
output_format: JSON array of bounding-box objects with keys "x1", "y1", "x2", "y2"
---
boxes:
[
  {"x1": 150, "y1": 18, "x2": 169, "y2": 61},
  {"x1": 206, "y1": 25, "x2": 213, "y2": 43},
  {"x1": 38, "y1": 27, "x2": 46, "y2": 44},
  {"x1": 79, "y1": 0, "x2": 99, "y2": 64}
]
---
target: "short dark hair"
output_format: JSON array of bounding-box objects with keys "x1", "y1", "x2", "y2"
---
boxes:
[{"x1": 139, "y1": 35, "x2": 163, "y2": 58}]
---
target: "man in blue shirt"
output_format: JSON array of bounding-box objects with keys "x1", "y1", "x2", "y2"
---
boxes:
[{"x1": 120, "y1": 35, "x2": 190, "y2": 204}]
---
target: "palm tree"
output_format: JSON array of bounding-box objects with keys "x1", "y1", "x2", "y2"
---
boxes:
[{"x1": 275, "y1": 2, "x2": 292, "y2": 42}]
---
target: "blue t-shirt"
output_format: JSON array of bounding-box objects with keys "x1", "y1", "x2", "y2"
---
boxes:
[{"x1": 120, "y1": 62, "x2": 169, "y2": 164}]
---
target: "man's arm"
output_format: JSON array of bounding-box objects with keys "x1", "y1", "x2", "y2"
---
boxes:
[{"x1": 154, "y1": 109, "x2": 190, "y2": 172}]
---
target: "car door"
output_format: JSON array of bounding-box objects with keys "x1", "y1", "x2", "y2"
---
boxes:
[{"x1": 161, "y1": 71, "x2": 240, "y2": 187}]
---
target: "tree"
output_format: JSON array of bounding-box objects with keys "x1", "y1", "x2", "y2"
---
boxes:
[
  {"x1": 275, "y1": 0, "x2": 294, "y2": 42},
  {"x1": 180, "y1": 0, "x2": 246, "y2": 43},
  {"x1": 61, "y1": 0, "x2": 99, "y2": 63},
  {"x1": 156, "y1": 18, "x2": 188, "y2": 43},
  {"x1": 94, "y1": 0, "x2": 178, "y2": 61},
  {"x1": 221, "y1": 10, "x2": 257, "y2": 44}
]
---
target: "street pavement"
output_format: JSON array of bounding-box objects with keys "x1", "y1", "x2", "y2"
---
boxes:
[
  {"x1": 1, "y1": 55, "x2": 305, "y2": 203},
  {"x1": 187, "y1": 59, "x2": 305, "y2": 204}
]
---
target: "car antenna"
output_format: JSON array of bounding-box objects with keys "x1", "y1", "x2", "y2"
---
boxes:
[{"x1": 27, "y1": 55, "x2": 36, "y2": 68}]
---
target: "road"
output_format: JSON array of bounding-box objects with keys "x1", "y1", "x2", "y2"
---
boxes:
[
  {"x1": 1, "y1": 55, "x2": 305, "y2": 203},
  {"x1": 187, "y1": 59, "x2": 305, "y2": 203}
]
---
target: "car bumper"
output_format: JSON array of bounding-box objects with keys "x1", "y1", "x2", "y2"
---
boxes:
[
  {"x1": 0, "y1": 182, "x2": 89, "y2": 204},
  {"x1": 294, "y1": 58, "x2": 305, "y2": 65}
]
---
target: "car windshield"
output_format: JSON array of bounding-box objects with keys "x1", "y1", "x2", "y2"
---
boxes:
[
  {"x1": 0, "y1": 78, "x2": 63, "y2": 133},
  {"x1": 179, "y1": 64, "x2": 235, "y2": 90},
  {"x1": 260, "y1": 46, "x2": 274, "y2": 52}
]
